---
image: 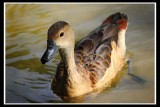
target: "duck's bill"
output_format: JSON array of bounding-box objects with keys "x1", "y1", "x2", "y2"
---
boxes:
[{"x1": 41, "y1": 40, "x2": 58, "y2": 64}]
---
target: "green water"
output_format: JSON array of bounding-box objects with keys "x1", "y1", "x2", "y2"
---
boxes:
[{"x1": 5, "y1": 3, "x2": 155, "y2": 103}]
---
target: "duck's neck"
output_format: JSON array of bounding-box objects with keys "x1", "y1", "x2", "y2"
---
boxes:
[
  {"x1": 59, "y1": 46, "x2": 78, "y2": 77},
  {"x1": 59, "y1": 46, "x2": 92, "y2": 97}
]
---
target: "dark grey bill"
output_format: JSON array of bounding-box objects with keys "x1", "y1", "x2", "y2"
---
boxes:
[{"x1": 41, "y1": 40, "x2": 58, "y2": 64}]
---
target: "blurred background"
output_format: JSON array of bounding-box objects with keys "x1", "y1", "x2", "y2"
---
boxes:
[{"x1": 5, "y1": 3, "x2": 155, "y2": 103}]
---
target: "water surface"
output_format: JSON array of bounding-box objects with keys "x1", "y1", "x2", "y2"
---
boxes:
[{"x1": 5, "y1": 3, "x2": 155, "y2": 104}]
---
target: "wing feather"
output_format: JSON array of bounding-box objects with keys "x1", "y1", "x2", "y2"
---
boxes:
[{"x1": 74, "y1": 23, "x2": 119, "y2": 86}]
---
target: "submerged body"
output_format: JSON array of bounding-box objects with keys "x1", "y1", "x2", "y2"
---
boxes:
[{"x1": 41, "y1": 12, "x2": 128, "y2": 98}]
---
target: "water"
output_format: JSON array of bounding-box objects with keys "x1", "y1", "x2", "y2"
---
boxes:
[{"x1": 5, "y1": 3, "x2": 155, "y2": 104}]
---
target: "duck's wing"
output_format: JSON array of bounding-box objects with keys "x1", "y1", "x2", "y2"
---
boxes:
[
  {"x1": 74, "y1": 12, "x2": 128, "y2": 86},
  {"x1": 74, "y1": 23, "x2": 119, "y2": 85}
]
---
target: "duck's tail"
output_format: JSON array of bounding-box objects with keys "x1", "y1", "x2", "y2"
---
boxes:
[{"x1": 101, "y1": 12, "x2": 128, "y2": 30}]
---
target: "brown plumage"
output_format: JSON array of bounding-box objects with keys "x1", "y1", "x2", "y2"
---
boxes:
[{"x1": 41, "y1": 12, "x2": 128, "y2": 98}]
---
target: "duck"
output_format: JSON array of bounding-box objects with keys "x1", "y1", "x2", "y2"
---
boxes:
[{"x1": 41, "y1": 12, "x2": 128, "y2": 99}]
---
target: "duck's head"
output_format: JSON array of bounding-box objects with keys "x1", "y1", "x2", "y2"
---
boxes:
[{"x1": 41, "y1": 21, "x2": 75, "y2": 64}]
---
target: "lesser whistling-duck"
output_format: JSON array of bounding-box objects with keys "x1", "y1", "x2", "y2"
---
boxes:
[{"x1": 41, "y1": 12, "x2": 128, "y2": 98}]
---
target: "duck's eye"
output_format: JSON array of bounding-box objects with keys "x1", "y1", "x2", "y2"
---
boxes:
[{"x1": 60, "y1": 32, "x2": 64, "y2": 37}]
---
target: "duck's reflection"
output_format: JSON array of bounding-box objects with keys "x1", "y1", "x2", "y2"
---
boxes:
[
  {"x1": 61, "y1": 95, "x2": 86, "y2": 103},
  {"x1": 51, "y1": 90, "x2": 99, "y2": 103}
]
